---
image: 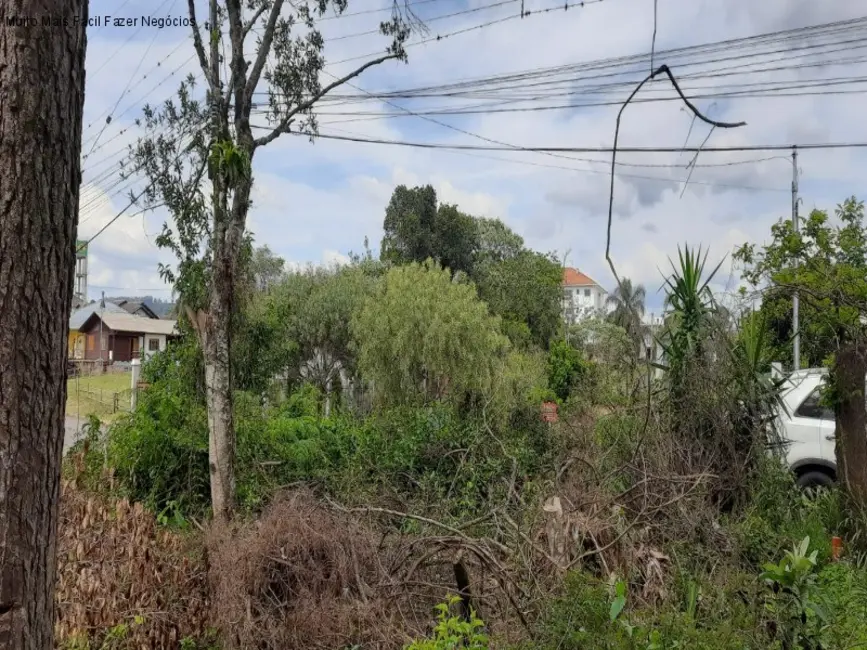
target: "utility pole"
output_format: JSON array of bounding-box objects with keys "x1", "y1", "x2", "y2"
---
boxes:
[{"x1": 792, "y1": 146, "x2": 801, "y2": 371}]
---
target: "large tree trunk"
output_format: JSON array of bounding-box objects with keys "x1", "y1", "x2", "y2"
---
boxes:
[
  {"x1": 0, "y1": 3, "x2": 87, "y2": 647},
  {"x1": 833, "y1": 341, "x2": 867, "y2": 511},
  {"x1": 202, "y1": 263, "x2": 237, "y2": 522}
]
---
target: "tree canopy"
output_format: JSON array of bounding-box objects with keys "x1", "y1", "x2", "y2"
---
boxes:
[
  {"x1": 379, "y1": 185, "x2": 563, "y2": 349},
  {"x1": 734, "y1": 197, "x2": 867, "y2": 367},
  {"x1": 352, "y1": 261, "x2": 509, "y2": 406}
]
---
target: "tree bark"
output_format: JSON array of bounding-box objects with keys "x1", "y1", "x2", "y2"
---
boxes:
[
  {"x1": 0, "y1": 3, "x2": 87, "y2": 647},
  {"x1": 202, "y1": 288, "x2": 236, "y2": 521},
  {"x1": 833, "y1": 341, "x2": 867, "y2": 511}
]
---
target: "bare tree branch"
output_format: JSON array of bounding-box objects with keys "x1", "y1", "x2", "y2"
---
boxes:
[
  {"x1": 244, "y1": 0, "x2": 286, "y2": 107},
  {"x1": 243, "y1": 3, "x2": 269, "y2": 37},
  {"x1": 253, "y1": 53, "x2": 398, "y2": 148},
  {"x1": 187, "y1": 0, "x2": 214, "y2": 90}
]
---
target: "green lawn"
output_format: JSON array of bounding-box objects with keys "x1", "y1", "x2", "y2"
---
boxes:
[{"x1": 66, "y1": 372, "x2": 133, "y2": 421}]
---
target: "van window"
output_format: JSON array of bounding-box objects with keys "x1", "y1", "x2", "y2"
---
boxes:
[{"x1": 796, "y1": 388, "x2": 834, "y2": 420}]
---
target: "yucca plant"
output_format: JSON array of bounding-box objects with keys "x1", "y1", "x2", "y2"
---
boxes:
[
  {"x1": 657, "y1": 245, "x2": 724, "y2": 390},
  {"x1": 730, "y1": 309, "x2": 789, "y2": 455}
]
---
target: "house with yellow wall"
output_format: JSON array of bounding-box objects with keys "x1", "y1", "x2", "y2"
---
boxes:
[{"x1": 68, "y1": 301, "x2": 127, "y2": 359}]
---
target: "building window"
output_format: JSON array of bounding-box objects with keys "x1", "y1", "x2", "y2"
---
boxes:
[
  {"x1": 148, "y1": 338, "x2": 160, "y2": 352},
  {"x1": 87, "y1": 334, "x2": 94, "y2": 351},
  {"x1": 562, "y1": 289, "x2": 572, "y2": 302},
  {"x1": 584, "y1": 288, "x2": 591, "y2": 297}
]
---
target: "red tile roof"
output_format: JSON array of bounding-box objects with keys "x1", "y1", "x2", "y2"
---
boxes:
[{"x1": 562, "y1": 267, "x2": 599, "y2": 287}]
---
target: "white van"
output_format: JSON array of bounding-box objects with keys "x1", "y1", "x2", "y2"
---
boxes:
[{"x1": 775, "y1": 368, "x2": 837, "y2": 489}]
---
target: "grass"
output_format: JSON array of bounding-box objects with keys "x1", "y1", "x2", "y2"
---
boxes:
[{"x1": 66, "y1": 372, "x2": 132, "y2": 421}]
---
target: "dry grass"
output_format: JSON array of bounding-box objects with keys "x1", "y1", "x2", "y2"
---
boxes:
[
  {"x1": 207, "y1": 490, "x2": 422, "y2": 650},
  {"x1": 56, "y1": 474, "x2": 209, "y2": 649}
]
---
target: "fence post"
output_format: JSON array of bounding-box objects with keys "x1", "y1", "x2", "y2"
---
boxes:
[{"x1": 131, "y1": 358, "x2": 141, "y2": 410}]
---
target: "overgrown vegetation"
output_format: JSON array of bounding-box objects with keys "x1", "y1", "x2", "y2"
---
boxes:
[{"x1": 61, "y1": 195, "x2": 867, "y2": 649}]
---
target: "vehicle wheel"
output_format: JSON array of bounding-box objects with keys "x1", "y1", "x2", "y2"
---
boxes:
[{"x1": 796, "y1": 470, "x2": 834, "y2": 491}]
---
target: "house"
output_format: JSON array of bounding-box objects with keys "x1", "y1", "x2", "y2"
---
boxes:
[
  {"x1": 562, "y1": 267, "x2": 607, "y2": 325},
  {"x1": 68, "y1": 301, "x2": 128, "y2": 359},
  {"x1": 77, "y1": 312, "x2": 178, "y2": 362},
  {"x1": 641, "y1": 312, "x2": 666, "y2": 379},
  {"x1": 112, "y1": 299, "x2": 160, "y2": 319}
]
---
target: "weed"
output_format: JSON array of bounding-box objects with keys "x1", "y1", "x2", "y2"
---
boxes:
[{"x1": 405, "y1": 596, "x2": 489, "y2": 650}]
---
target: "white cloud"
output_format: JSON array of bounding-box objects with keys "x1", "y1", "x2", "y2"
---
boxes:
[{"x1": 78, "y1": 0, "x2": 867, "y2": 313}]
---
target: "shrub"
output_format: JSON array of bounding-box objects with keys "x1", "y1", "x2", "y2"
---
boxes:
[
  {"x1": 731, "y1": 460, "x2": 839, "y2": 566},
  {"x1": 547, "y1": 339, "x2": 589, "y2": 403},
  {"x1": 405, "y1": 597, "x2": 489, "y2": 650},
  {"x1": 55, "y1": 479, "x2": 209, "y2": 648},
  {"x1": 207, "y1": 491, "x2": 414, "y2": 650}
]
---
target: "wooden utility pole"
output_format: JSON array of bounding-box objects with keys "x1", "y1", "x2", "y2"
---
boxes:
[{"x1": 0, "y1": 2, "x2": 88, "y2": 647}]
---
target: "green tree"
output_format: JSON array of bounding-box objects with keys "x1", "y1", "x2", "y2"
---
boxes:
[
  {"x1": 735, "y1": 198, "x2": 867, "y2": 369},
  {"x1": 381, "y1": 184, "x2": 438, "y2": 265},
  {"x1": 128, "y1": 1, "x2": 414, "y2": 520},
  {"x1": 735, "y1": 197, "x2": 867, "y2": 509},
  {"x1": 474, "y1": 250, "x2": 563, "y2": 349},
  {"x1": 271, "y1": 265, "x2": 377, "y2": 409},
  {"x1": 475, "y1": 216, "x2": 524, "y2": 263},
  {"x1": 659, "y1": 245, "x2": 723, "y2": 392},
  {"x1": 353, "y1": 261, "x2": 509, "y2": 406},
  {"x1": 380, "y1": 185, "x2": 479, "y2": 276},
  {"x1": 249, "y1": 245, "x2": 285, "y2": 293},
  {"x1": 606, "y1": 277, "x2": 648, "y2": 355},
  {"x1": 434, "y1": 203, "x2": 479, "y2": 275}
]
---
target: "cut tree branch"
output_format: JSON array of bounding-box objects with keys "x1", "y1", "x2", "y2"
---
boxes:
[
  {"x1": 244, "y1": 0, "x2": 286, "y2": 108},
  {"x1": 253, "y1": 53, "x2": 398, "y2": 148},
  {"x1": 603, "y1": 63, "x2": 745, "y2": 463}
]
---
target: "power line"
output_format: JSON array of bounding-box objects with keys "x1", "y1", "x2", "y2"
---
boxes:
[
  {"x1": 319, "y1": 62, "x2": 790, "y2": 192},
  {"x1": 328, "y1": 0, "x2": 520, "y2": 41},
  {"x1": 83, "y1": 52, "x2": 198, "y2": 162},
  {"x1": 266, "y1": 128, "x2": 867, "y2": 153},
  {"x1": 330, "y1": 0, "x2": 606, "y2": 66},
  {"x1": 89, "y1": 284, "x2": 173, "y2": 293}
]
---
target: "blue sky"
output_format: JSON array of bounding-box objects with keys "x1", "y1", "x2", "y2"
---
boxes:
[{"x1": 78, "y1": 0, "x2": 867, "y2": 312}]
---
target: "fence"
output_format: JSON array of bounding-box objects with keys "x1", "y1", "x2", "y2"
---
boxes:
[{"x1": 73, "y1": 386, "x2": 134, "y2": 415}]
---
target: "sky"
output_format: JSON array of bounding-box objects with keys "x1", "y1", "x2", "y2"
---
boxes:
[{"x1": 77, "y1": 0, "x2": 867, "y2": 313}]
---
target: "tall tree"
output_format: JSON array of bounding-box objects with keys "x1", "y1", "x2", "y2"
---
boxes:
[
  {"x1": 474, "y1": 250, "x2": 562, "y2": 349},
  {"x1": 380, "y1": 184, "x2": 438, "y2": 265},
  {"x1": 129, "y1": 1, "x2": 413, "y2": 520},
  {"x1": 249, "y1": 245, "x2": 286, "y2": 293},
  {"x1": 0, "y1": 3, "x2": 88, "y2": 646},
  {"x1": 434, "y1": 203, "x2": 479, "y2": 275},
  {"x1": 735, "y1": 198, "x2": 867, "y2": 510},
  {"x1": 475, "y1": 217, "x2": 524, "y2": 264},
  {"x1": 380, "y1": 185, "x2": 479, "y2": 275},
  {"x1": 606, "y1": 277, "x2": 648, "y2": 353}
]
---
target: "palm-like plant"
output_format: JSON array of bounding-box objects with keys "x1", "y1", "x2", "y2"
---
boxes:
[
  {"x1": 606, "y1": 277, "x2": 649, "y2": 354},
  {"x1": 659, "y1": 245, "x2": 724, "y2": 389}
]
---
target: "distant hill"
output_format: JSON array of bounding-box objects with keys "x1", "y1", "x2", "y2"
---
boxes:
[{"x1": 106, "y1": 295, "x2": 176, "y2": 318}]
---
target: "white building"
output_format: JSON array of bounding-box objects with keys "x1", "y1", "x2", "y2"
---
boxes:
[{"x1": 562, "y1": 267, "x2": 607, "y2": 325}]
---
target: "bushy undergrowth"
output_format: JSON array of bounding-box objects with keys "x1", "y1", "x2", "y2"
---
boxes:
[
  {"x1": 63, "y1": 287, "x2": 867, "y2": 650},
  {"x1": 93, "y1": 340, "x2": 557, "y2": 520},
  {"x1": 730, "y1": 460, "x2": 846, "y2": 566}
]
